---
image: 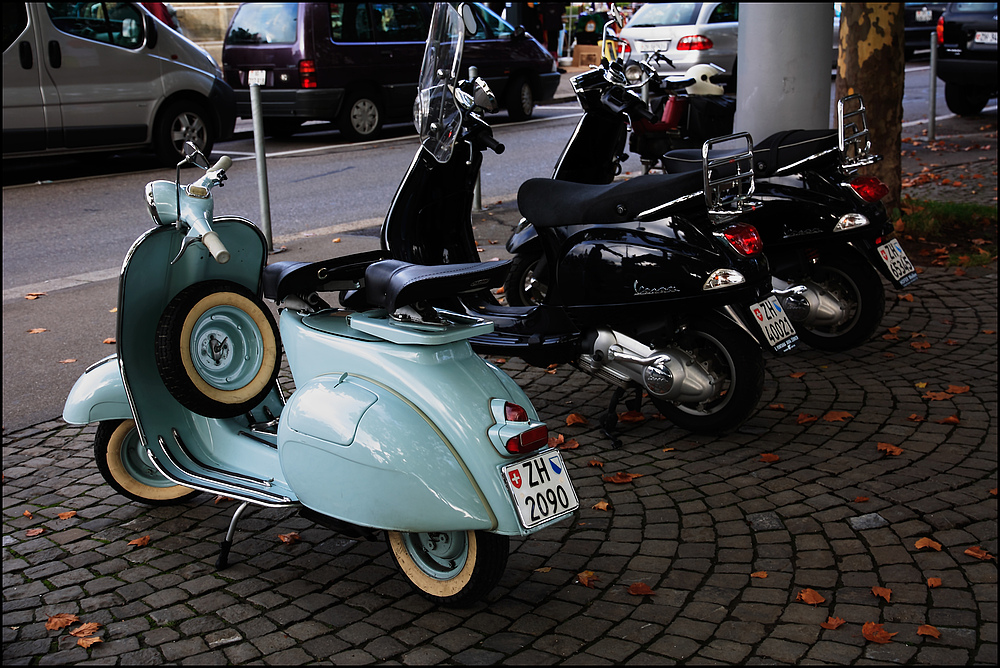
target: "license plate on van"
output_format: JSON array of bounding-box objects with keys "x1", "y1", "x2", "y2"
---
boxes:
[
  {"x1": 751, "y1": 295, "x2": 798, "y2": 353},
  {"x1": 248, "y1": 69, "x2": 266, "y2": 86},
  {"x1": 975, "y1": 31, "x2": 997, "y2": 44},
  {"x1": 502, "y1": 451, "x2": 578, "y2": 529}
]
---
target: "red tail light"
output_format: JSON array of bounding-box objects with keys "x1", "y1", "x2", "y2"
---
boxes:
[
  {"x1": 850, "y1": 176, "x2": 888, "y2": 202},
  {"x1": 504, "y1": 402, "x2": 529, "y2": 422},
  {"x1": 677, "y1": 35, "x2": 713, "y2": 51},
  {"x1": 619, "y1": 40, "x2": 631, "y2": 58},
  {"x1": 506, "y1": 425, "x2": 548, "y2": 454},
  {"x1": 299, "y1": 60, "x2": 317, "y2": 88},
  {"x1": 936, "y1": 16, "x2": 944, "y2": 45},
  {"x1": 723, "y1": 223, "x2": 763, "y2": 256}
]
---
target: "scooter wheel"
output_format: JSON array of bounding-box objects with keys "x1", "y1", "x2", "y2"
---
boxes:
[
  {"x1": 794, "y1": 248, "x2": 885, "y2": 352},
  {"x1": 155, "y1": 280, "x2": 281, "y2": 419},
  {"x1": 95, "y1": 420, "x2": 199, "y2": 505},
  {"x1": 504, "y1": 253, "x2": 549, "y2": 307},
  {"x1": 386, "y1": 530, "x2": 509, "y2": 607},
  {"x1": 650, "y1": 321, "x2": 764, "y2": 434}
]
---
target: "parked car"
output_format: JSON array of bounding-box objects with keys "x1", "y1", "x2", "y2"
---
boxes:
[
  {"x1": 936, "y1": 1, "x2": 998, "y2": 115},
  {"x1": 221, "y1": 2, "x2": 560, "y2": 141},
  {"x1": 904, "y1": 2, "x2": 948, "y2": 58},
  {"x1": 2, "y1": 2, "x2": 235, "y2": 164}
]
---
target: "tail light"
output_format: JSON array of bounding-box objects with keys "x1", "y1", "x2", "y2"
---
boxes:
[
  {"x1": 677, "y1": 35, "x2": 713, "y2": 51},
  {"x1": 936, "y1": 16, "x2": 944, "y2": 45},
  {"x1": 619, "y1": 40, "x2": 631, "y2": 58},
  {"x1": 504, "y1": 402, "x2": 528, "y2": 422},
  {"x1": 488, "y1": 400, "x2": 549, "y2": 455},
  {"x1": 849, "y1": 176, "x2": 888, "y2": 202},
  {"x1": 722, "y1": 223, "x2": 763, "y2": 256},
  {"x1": 506, "y1": 425, "x2": 548, "y2": 454},
  {"x1": 299, "y1": 60, "x2": 317, "y2": 88}
]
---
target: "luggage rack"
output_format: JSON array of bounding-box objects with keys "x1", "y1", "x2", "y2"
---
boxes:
[
  {"x1": 837, "y1": 94, "x2": 881, "y2": 169},
  {"x1": 702, "y1": 132, "x2": 758, "y2": 219}
]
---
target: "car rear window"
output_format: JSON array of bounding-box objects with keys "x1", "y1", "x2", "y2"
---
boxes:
[
  {"x1": 952, "y1": 2, "x2": 998, "y2": 12},
  {"x1": 627, "y1": 2, "x2": 702, "y2": 28},
  {"x1": 227, "y1": 3, "x2": 298, "y2": 45}
]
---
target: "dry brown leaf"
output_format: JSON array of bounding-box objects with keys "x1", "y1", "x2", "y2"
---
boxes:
[
  {"x1": 627, "y1": 582, "x2": 656, "y2": 596},
  {"x1": 917, "y1": 624, "x2": 941, "y2": 639},
  {"x1": 797, "y1": 413, "x2": 818, "y2": 425},
  {"x1": 862, "y1": 621, "x2": 897, "y2": 644},
  {"x1": 592, "y1": 500, "x2": 610, "y2": 511},
  {"x1": 566, "y1": 413, "x2": 588, "y2": 426},
  {"x1": 823, "y1": 410, "x2": 854, "y2": 422},
  {"x1": 69, "y1": 622, "x2": 102, "y2": 637},
  {"x1": 547, "y1": 433, "x2": 565, "y2": 448},
  {"x1": 22, "y1": 510, "x2": 33, "y2": 519},
  {"x1": 45, "y1": 613, "x2": 80, "y2": 631},
  {"x1": 603, "y1": 471, "x2": 643, "y2": 484},
  {"x1": 750, "y1": 571, "x2": 767, "y2": 579},
  {"x1": 588, "y1": 460, "x2": 604, "y2": 468},
  {"x1": 27, "y1": 328, "x2": 48, "y2": 334},
  {"x1": 882, "y1": 333, "x2": 898, "y2": 340},
  {"x1": 877, "y1": 442, "x2": 904, "y2": 456},
  {"x1": 128, "y1": 535, "x2": 151, "y2": 547},
  {"x1": 57, "y1": 511, "x2": 77, "y2": 520},
  {"x1": 534, "y1": 566, "x2": 551, "y2": 573},
  {"x1": 854, "y1": 496, "x2": 870, "y2": 503},
  {"x1": 662, "y1": 447, "x2": 675, "y2": 452},
  {"x1": 759, "y1": 453, "x2": 780, "y2": 463},
  {"x1": 907, "y1": 414, "x2": 926, "y2": 422},
  {"x1": 946, "y1": 384, "x2": 970, "y2": 394},
  {"x1": 887, "y1": 326, "x2": 902, "y2": 334},
  {"x1": 278, "y1": 532, "x2": 300, "y2": 544},
  {"x1": 25, "y1": 292, "x2": 47, "y2": 299},
  {"x1": 898, "y1": 293, "x2": 914, "y2": 302},
  {"x1": 102, "y1": 337, "x2": 116, "y2": 344},
  {"x1": 936, "y1": 415, "x2": 961, "y2": 425},
  {"x1": 58, "y1": 359, "x2": 77, "y2": 364},
  {"x1": 915, "y1": 537, "x2": 942, "y2": 551},
  {"x1": 25, "y1": 528, "x2": 44, "y2": 537},
  {"x1": 927, "y1": 577, "x2": 942, "y2": 588},
  {"x1": 796, "y1": 588, "x2": 825, "y2": 606},
  {"x1": 332, "y1": 237, "x2": 341, "y2": 243},
  {"x1": 964, "y1": 545, "x2": 995, "y2": 561},
  {"x1": 872, "y1": 586, "x2": 892, "y2": 602},
  {"x1": 213, "y1": 495, "x2": 233, "y2": 504},
  {"x1": 820, "y1": 616, "x2": 847, "y2": 630},
  {"x1": 991, "y1": 488, "x2": 998, "y2": 497},
  {"x1": 768, "y1": 403, "x2": 786, "y2": 410},
  {"x1": 77, "y1": 636, "x2": 103, "y2": 648},
  {"x1": 789, "y1": 371, "x2": 807, "y2": 379},
  {"x1": 914, "y1": 381, "x2": 928, "y2": 388},
  {"x1": 578, "y1": 570, "x2": 599, "y2": 588},
  {"x1": 922, "y1": 391, "x2": 953, "y2": 401},
  {"x1": 617, "y1": 410, "x2": 645, "y2": 423},
  {"x1": 557, "y1": 438, "x2": 580, "y2": 450},
  {"x1": 910, "y1": 340, "x2": 931, "y2": 350}
]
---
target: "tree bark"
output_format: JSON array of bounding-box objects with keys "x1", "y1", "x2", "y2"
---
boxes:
[{"x1": 835, "y1": 3, "x2": 905, "y2": 214}]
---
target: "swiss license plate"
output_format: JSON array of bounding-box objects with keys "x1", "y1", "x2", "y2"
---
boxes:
[
  {"x1": 248, "y1": 69, "x2": 266, "y2": 86},
  {"x1": 502, "y1": 451, "x2": 579, "y2": 529},
  {"x1": 877, "y1": 238, "x2": 918, "y2": 286},
  {"x1": 915, "y1": 8, "x2": 932, "y2": 22},
  {"x1": 751, "y1": 295, "x2": 798, "y2": 354},
  {"x1": 638, "y1": 40, "x2": 671, "y2": 52},
  {"x1": 975, "y1": 31, "x2": 998, "y2": 44}
]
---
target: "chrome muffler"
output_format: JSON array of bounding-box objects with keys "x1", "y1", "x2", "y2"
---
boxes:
[{"x1": 772, "y1": 277, "x2": 848, "y2": 328}]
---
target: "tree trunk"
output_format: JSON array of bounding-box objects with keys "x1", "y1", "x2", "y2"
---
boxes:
[{"x1": 835, "y1": 3, "x2": 905, "y2": 214}]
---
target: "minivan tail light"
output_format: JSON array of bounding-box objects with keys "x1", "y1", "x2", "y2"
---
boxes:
[
  {"x1": 677, "y1": 35, "x2": 713, "y2": 51},
  {"x1": 299, "y1": 60, "x2": 317, "y2": 88},
  {"x1": 936, "y1": 16, "x2": 944, "y2": 45},
  {"x1": 723, "y1": 223, "x2": 763, "y2": 256},
  {"x1": 849, "y1": 176, "x2": 888, "y2": 202}
]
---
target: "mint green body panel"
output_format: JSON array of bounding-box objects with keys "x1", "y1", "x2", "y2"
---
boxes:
[{"x1": 62, "y1": 355, "x2": 132, "y2": 425}]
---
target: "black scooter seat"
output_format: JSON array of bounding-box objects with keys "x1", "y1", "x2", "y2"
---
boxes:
[
  {"x1": 518, "y1": 171, "x2": 702, "y2": 229},
  {"x1": 263, "y1": 250, "x2": 387, "y2": 303},
  {"x1": 365, "y1": 259, "x2": 510, "y2": 314},
  {"x1": 662, "y1": 129, "x2": 838, "y2": 178}
]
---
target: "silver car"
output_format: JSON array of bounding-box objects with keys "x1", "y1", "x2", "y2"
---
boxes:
[{"x1": 619, "y1": 2, "x2": 739, "y2": 75}]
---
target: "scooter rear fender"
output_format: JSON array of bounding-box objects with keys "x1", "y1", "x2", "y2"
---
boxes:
[{"x1": 62, "y1": 355, "x2": 131, "y2": 425}]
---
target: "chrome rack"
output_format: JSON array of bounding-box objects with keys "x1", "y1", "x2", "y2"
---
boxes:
[
  {"x1": 702, "y1": 132, "x2": 758, "y2": 219},
  {"x1": 837, "y1": 94, "x2": 881, "y2": 170}
]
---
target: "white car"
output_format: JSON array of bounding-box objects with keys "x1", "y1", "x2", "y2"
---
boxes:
[{"x1": 619, "y1": 2, "x2": 739, "y2": 77}]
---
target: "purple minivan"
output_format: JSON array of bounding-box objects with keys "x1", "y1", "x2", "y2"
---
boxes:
[{"x1": 222, "y1": 2, "x2": 560, "y2": 140}]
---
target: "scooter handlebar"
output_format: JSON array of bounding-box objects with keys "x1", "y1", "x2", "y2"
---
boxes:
[
  {"x1": 482, "y1": 134, "x2": 505, "y2": 155},
  {"x1": 211, "y1": 156, "x2": 233, "y2": 172},
  {"x1": 202, "y1": 230, "x2": 231, "y2": 264}
]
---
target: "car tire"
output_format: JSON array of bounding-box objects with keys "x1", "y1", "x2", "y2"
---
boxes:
[
  {"x1": 154, "y1": 99, "x2": 214, "y2": 166},
  {"x1": 505, "y1": 75, "x2": 535, "y2": 121},
  {"x1": 944, "y1": 82, "x2": 991, "y2": 116},
  {"x1": 264, "y1": 119, "x2": 304, "y2": 139},
  {"x1": 339, "y1": 90, "x2": 384, "y2": 141}
]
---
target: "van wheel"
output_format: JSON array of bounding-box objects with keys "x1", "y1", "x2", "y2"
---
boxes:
[
  {"x1": 154, "y1": 100, "x2": 214, "y2": 165},
  {"x1": 505, "y1": 75, "x2": 534, "y2": 121},
  {"x1": 339, "y1": 91, "x2": 383, "y2": 141}
]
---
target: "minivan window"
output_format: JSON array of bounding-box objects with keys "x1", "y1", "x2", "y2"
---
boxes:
[
  {"x1": 709, "y1": 3, "x2": 738, "y2": 23},
  {"x1": 227, "y1": 3, "x2": 298, "y2": 45},
  {"x1": 371, "y1": 3, "x2": 428, "y2": 42},
  {"x1": 3, "y1": 3, "x2": 28, "y2": 51},
  {"x1": 470, "y1": 3, "x2": 515, "y2": 39},
  {"x1": 330, "y1": 3, "x2": 374, "y2": 42},
  {"x1": 46, "y1": 2, "x2": 145, "y2": 49}
]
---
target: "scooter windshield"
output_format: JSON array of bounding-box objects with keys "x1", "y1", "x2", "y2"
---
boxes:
[{"x1": 414, "y1": 3, "x2": 464, "y2": 164}]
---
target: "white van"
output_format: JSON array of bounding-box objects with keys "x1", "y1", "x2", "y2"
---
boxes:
[{"x1": 2, "y1": 2, "x2": 235, "y2": 165}]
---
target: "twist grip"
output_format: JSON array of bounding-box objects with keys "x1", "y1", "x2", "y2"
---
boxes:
[
  {"x1": 202, "y1": 231, "x2": 231, "y2": 264},
  {"x1": 211, "y1": 156, "x2": 233, "y2": 172}
]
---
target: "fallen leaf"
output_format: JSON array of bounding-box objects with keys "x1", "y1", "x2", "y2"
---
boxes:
[
  {"x1": 964, "y1": 546, "x2": 994, "y2": 561},
  {"x1": 789, "y1": 371, "x2": 807, "y2": 379},
  {"x1": 917, "y1": 624, "x2": 941, "y2": 639},
  {"x1": 25, "y1": 528, "x2": 44, "y2": 537},
  {"x1": 820, "y1": 616, "x2": 847, "y2": 630},
  {"x1": 566, "y1": 413, "x2": 588, "y2": 426},
  {"x1": 797, "y1": 413, "x2": 818, "y2": 424},
  {"x1": 862, "y1": 621, "x2": 897, "y2": 644},
  {"x1": 213, "y1": 495, "x2": 233, "y2": 504},
  {"x1": 907, "y1": 414, "x2": 925, "y2": 422},
  {"x1": 57, "y1": 511, "x2": 77, "y2": 520},
  {"x1": 945, "y1": 339, "x2": 960, "y2": 346},
  {"x1": 768, "y1": 403, "x2": 786, "y2": 410},
  {"x1": 278, "y1": 532, "x2": 300, "y2": 544},
  {"x1": 45, "y1": 613, "x2": 80, "y2": 631},
  {"x1": 578, "y1": 570, "x2": 599, "y2": 588},
  {"x1": 77, "y1": 636, "x2": 103, "y2": 648},
  {"x1": 617, "y1": 410, "x2": 645, "y2": 423},
  {"x1": 534, "y1": 566, "x2": 551, "y2": 573},
  {"x1": 750, "y1": 571, "x2": 767, "y2": 579},
  {"x1": 662, "y1": 447, "x2": 675, "y2": 452},
  {"x1": 877, "y1": 442, "x2": 904, "y2": 456},
  {"x1": 25, "y1": 292, "x2": 47, "y2": 300},
  {"x1": 69, "y1": 622, "x2": 102, "y2": 637},
  {"x1": 592, "y1": 500, "x2": 610, "y2": 511},
  {"x1": 128, "y1": 535, "x2": 151, "y2": 547},
  {"x1": 991, "y1": 488, "x2": 998, "y2": 497},
  {"x1": 910, "y1": 340, "x2": 931, "y2": 350},
  {"x1": 915, "y1": 537, "x2": 942, "y2": 551},
  {"x1": 872, "y1": 586, "x2": 892, "y2": 602},
  {"x1": 946, "y1": 385, "x2": 970, "y2": 394},
  {"x1": 332, "y1": 237, "x2": 341, "y2": 243},
  {"x1": 547, "y1": 433, "x2": 565, "y2": 448},
  {"x1": 823, "y1": 410, "x2": 854, "y2": 422},
  {"x1": 882, "y1": 333, "x2": 898, "y2": 340},
  {"x1": 898, "y1": 293, "x2": 914, "y2": 302},
  {"x1": 936, "y1": 415, "x2": 960, "y2": 425},
  {"x1": 23, "y1": 510, "x2": 33, "y2": 519},
  {"x1": 109, "y1": 307, "x2": 117, "y2": 313},
  {"x1": 102, "y1": 337, "x2": 116, "y2": 344},
  {"x1": 927, "y1": 577, "x2": 942, "y2": 588},
  {"x1": 914, "y1": 381, "x2": 928, "y2": 389},
  {"x1": 27, "y1": 328, "x2": 47, "y2": 334},
  {"x1": 58, "y1": 359, "x2": 77, "y2": 364},
  {"x1": 588, "y1": 460, "x2": 604, "y2": 468},
  {"x1": 759, "y1": 453, "x2": 780, "y2": 463},
  {"x1": 796, "y1": 588, "x2": 826, "y2": 606},
  {"x1": 923, "y1": 391, "x2": 953, "y2": 401},
  {"x1": 603, "y1": 471, "x2": 643, "y2": 484},
  {"x1": 627, "y1": 582, "x2": 656, "y2": 596},
  {"x1": 557, "y1": 438, "x2": 580, "y2": 450},
  {"x1": 854, "y1": 496, "x2": 870, "y2": 503},
  {"x1": 887, "y1": 326, "x2": 901, "y2": 334}
]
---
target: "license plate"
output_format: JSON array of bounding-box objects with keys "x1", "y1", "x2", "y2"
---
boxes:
[
  {"x1": 638, "y1": 40, "x2": 671, "y2": 52},
  {"x1": 248, "y1": 69, "x2": 266, "y2": 86},
  {"x1": 915, "y1": 8, "x2": 932, "y2": 22},
  {"x1": 751, "y1": 295, "x2": 798, "y2": 353},
  {"x1": 876, "y1": 238, "x2": 918, "y2": 286},
  {"x1": 502, "y1": 451, "x2": 578, "y2": 530},
  {"x1": 975, "y1": 31, "x2": 997, "y2": 44}
]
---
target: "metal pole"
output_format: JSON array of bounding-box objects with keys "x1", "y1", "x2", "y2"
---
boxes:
[
  {"x1": 928, "y1": 32, "x2": 937, "y2": 142},
  {"x1": 249, "y1": 84, "x2": 274, "y2": 252},
  {"x1": 470, "y1": 65, "x2": 483, "y2": 212}
]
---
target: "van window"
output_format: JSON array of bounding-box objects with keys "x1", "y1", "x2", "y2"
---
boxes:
[
  {"x1": 470, "y1": 4, "x2": 515, "y2": 39},
  {"x1": 3, "y1": 3, "x2": 28, "y2": 51},
  {"x1": 45, "y1": 3, "x2": 145, "y2": 49},
  {"x1": 330, "y1": 3, "x2": 374, "y2": 42},
  {"x1": 371, "y1": 3, "x2": 428, "y2": 42},
  {"x1": 227, "y1": 3, "x2": 297, "y2": 45}
]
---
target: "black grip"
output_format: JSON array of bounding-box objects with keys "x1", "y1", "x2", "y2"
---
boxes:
[{"x1": 483, "y1": 134, "x2": 505, "y2": 155}]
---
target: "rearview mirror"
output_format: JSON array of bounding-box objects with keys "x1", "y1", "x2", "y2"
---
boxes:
[
  {"x1": 609, "y1": 4, "x2": 624, "y2": 29},
  {"x1": 460, "y1": 3, "x2": 478, "y2": 37}
]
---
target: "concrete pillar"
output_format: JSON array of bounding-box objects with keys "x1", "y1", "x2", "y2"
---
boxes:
[{"x1": 734, "y1": 3, "x2": 834, "y2": 141}]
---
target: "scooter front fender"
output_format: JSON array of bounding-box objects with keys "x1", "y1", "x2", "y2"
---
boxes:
[
  {"x1": 506, "y1": 220, "x2": 542, "y2": 256},
  {"x1": 62, "y1": 355, "x2": 132, "y2": 425}
]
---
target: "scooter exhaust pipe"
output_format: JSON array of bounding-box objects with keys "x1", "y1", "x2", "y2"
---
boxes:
[{"x1": 772, "y1": 277, "x2": 848, "y2": 328}]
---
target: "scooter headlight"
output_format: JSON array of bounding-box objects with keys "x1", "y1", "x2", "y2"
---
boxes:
[
  {"x1": 833, "y1": 213, "x2": 869, "y2": 232},
  {"x1": 625, "y1": 62, "x2": 644, "y2": 83},
  {"x1": 703, "y1": 269, "x2": 746, "y2": 290}
]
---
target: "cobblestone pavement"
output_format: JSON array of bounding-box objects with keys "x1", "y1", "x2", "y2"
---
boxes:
[{"x1": 3, "y1": 265, "x2": 996, "y2": 665}]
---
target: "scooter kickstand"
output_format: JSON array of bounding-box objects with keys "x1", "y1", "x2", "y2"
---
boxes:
[
  {"x1": 217, "y1": 501, "x2": 250, "y2": 570},
  {"x1": 600, "y1": 387, "x2": 627, "y2": 449}
]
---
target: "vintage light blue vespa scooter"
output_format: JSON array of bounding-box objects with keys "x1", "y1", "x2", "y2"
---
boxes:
[{"x1": 63, "y1": 3, "x2": 578, "y2": 606}]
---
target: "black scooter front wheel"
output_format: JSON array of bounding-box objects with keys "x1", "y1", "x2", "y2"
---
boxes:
[
  {"x1": 504, "y1": 253, "x2": 548, "y2": 307},
  {"x1": 650, "y1": 322, "x2": 764, "y2": 434}
]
